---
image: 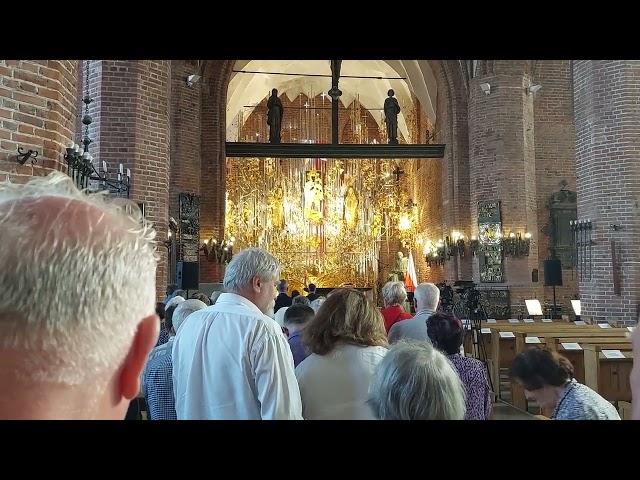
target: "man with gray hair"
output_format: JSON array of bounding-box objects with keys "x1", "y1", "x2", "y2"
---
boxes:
[
  {"x1": 144, "y1": 299, "x2": 207, "y2": 420},
  {"x1": 0, "y1": 172, "x2": 159, "y2": 419},
  {"x1": 368, "y1": 341, "x2": 466, "y2": 420},
  {"x1": 172, "y1": 247, "x2": 302, "y2": 419},
  {"x1": 388, "y1": 282, "x2": 440, "y2": 344}
]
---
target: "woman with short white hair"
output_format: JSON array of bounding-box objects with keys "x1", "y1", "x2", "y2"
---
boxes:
[
  {"x1": 368, "y1": 341, "x2": 466, "y2": 420},
  {"x1": 381, "y1": 281, "x2": 412, "y2": 333}
]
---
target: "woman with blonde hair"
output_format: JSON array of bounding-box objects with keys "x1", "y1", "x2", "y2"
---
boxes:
[{"x1": 295, "y1": 289, "x2": 388, "y2": 419}]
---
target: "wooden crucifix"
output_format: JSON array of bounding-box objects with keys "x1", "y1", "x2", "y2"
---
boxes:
[{"x1": 393, "y1": 165, "x2": 405, "y2": 182}]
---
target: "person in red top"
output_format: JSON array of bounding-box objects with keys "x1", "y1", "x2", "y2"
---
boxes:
[{"x1": 381, "y1": 281, "x2": 412, "y2": 333}]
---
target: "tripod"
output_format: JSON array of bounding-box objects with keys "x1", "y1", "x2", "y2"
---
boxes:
[{"x1": 459, "y1": 300, "x2": 494, "y2": 394}]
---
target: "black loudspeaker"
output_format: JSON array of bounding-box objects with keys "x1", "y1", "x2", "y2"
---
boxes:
[
  {"x1": 532, "y1": 269, "x2": 539, "y2": 283},
  {"x1": 544, "y1": 259, "x2": 563, "y2": 286},
  {"x1": 177, "y1": 261, "x2": 199, "y2": 290}
]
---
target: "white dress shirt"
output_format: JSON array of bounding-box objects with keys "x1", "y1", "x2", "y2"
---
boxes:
[
  {"x1": 172, "y1": 292, "x2": 303, "y2": 420},
  {"x1": 295, "y1": 343, "x2": 388, "y2": 420}
]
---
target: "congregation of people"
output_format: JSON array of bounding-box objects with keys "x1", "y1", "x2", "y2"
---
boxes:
[{"x1": 0, "y1": 172, "x2": 636, "y2": 420}]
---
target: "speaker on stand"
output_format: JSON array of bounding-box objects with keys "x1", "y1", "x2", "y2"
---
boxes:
[
  {"x1": 544, "y1": 259, "x2": 563, "y2": 319},
  {"x1": 176, "y1": 261, "x2": 199, "y2": 297}
]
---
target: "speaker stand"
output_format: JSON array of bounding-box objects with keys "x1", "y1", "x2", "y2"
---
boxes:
[{"x1": 552, "y1": 285, "x2": 558, "y2": 319}]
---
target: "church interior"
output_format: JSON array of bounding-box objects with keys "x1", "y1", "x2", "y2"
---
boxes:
[{"x1": 0, "y1": 59, "x2": 638, "y2": 421}]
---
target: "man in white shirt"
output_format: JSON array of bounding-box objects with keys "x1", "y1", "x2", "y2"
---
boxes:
[
  {"x1": 387, "y1": 283, "x2": 440, "y2": 344},
  {"x1": 172, "y1": 247, "x2": 303, "y2": 419}
]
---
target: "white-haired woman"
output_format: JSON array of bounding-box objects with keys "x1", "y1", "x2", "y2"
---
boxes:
[
  {"x1": 381, "y1": 281, "x2": 412, "y2": 333},
  {"x1": 368, "y1": 341, "x2": 466, "y2": 420}
]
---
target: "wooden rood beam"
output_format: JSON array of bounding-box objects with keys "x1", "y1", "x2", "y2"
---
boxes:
[{"x1": 225, "y1": 142, "x2": 445, "y2": 159}]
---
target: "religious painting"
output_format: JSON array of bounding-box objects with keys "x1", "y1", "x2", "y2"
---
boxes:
[
  {"x1": 303, "y1": 169, "x2": 324, "y2": 224},
  {"x1": 343, "y1": 180, "x2": 359, "y2": 228},
  {"x1": 179, "y1": 193, "x2": 200, "y2": 262},
  {"x1": 478, "y1": 200, "x2": 504, "y2": 283},
  {"x1": 268, "y1": 185, "x2": 285, "y2": 230}
]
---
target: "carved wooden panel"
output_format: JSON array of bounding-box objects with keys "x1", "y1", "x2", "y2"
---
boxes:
[
  {"x1": 179, "y1": 193, "x2": 200, "y2": 263},
  {"x1": 478, "y1": 201, "x2": 504, "y2": 283}
]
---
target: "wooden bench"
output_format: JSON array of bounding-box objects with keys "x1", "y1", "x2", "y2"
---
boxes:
[
  {"x1": 509, "y1": 336, "x2": 632, "y2": 409},
  {"x1": 618, "y1": 401, "x2": 633, "y2": 420},
  {"x1": 583, "y1": 345, "x2": 633, "y2": 404},
  {"x1": 487, "y1": 326, "x2": 629, "y2": 400}
]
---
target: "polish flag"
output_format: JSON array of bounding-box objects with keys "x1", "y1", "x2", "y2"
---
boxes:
[{"x1": 405, "y1": 250, "x2": 418, "y2": 293}]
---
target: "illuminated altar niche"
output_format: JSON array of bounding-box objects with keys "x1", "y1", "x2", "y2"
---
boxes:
[{"x1": 226, "y1": 92, "x2": 432, "y2": 291}]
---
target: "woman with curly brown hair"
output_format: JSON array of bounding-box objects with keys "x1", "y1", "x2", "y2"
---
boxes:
[
  {"x1": 510, "y1": 347, "x2": 620, "y2": 420},
  {"x1": 295, "y1": 288, "x2": 388, "y2": 419}
]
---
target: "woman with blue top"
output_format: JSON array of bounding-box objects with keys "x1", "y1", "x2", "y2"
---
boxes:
[{"x1": 510, "y1": 347, "x2": 620, "y2": 420}]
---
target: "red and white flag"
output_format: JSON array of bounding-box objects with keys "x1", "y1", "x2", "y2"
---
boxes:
[{"x1": 405, "y1": 250, "x2": 418, "y2": 293}]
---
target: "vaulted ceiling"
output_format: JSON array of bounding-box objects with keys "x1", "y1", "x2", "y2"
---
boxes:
[{"x1": 226, "y1": 60, "x2": 438, "y2": 142}]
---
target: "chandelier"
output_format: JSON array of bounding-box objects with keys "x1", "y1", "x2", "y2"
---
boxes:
[{"x1": 64, "y1": 61, "x2": 131, "y2": 198}]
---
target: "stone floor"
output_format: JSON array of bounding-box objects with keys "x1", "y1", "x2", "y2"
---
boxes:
[{"x1": 491, "y1": 401, "x2": 539, "y2": 420}]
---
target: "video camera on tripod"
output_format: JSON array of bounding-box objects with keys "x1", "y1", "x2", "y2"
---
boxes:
[
  {"x1": 452, "y1": 280, "x2": 494, "y2": 392},
  {"x1": 436, "y1": 281, "x2": 455, "y2": 313},
  {"x1": 454, "y1": 280, "x2": 482, "y2": 313}
]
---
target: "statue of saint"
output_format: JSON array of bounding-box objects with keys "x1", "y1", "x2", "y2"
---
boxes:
[
  {"x1": 384, "y1": 89, "x2": 401, "y2": 145},
  {"x1": 343, "y1": 185, "x2": 359, "y2": 228},
  {"x1": 269, "y1": 186, "x2": 285, "y2": 230},
  {"x1": 389, "y1": 251, "x2": 408, "y2": 282},
  {"x1": 303, "y1": 170, "x2": 323, "y2": 223},
  {"x1": 267, "y1": 88, "x2": 283, "y2": 144}
]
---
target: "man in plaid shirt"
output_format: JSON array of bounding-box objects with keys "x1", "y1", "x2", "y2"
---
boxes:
[{"x1": 143, "y1": 299, "x2": 207, "y2": 420}]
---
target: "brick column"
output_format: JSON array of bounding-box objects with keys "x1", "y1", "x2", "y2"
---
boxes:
[
  {"x1": 468, "y1": 68, "x2": 540, "y2": 308},
  {"x1": 573, "y1": 60, "x2": 640, "y2": 324},
  {"x1": 533, "y1": 60, "x2": 578, "y2": 311},
  {"x1": 200, "y1": 60, "x2": 234, "y2": 283},
  {"x1": 87, "y1": 60, "x2": 171, "y2": 300},
  {"x1": 0, "y1": 60, "x2": 80, "y2": 181}
]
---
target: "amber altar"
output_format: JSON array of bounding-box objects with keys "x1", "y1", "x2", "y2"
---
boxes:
[{"x1": 224, "y1": 94, "x2": 429, "y2": 292}]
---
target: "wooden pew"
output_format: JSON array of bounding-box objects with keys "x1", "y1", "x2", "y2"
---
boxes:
[
  {"x1": 618, "y1": 401, "x2": 633, "y2": 420},
  {"x1": 583, "y1": 345, "x2": 633, "y2": 403},
  {"x1": 488, "y1": 326, "x2": 628, "y2": 399},
  {"x1": 509, "y1": 335, "x2": 632, "y2": 409}
]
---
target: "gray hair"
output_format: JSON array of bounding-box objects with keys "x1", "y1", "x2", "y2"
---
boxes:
[
  {"x1": 292, "y1": 295, "x2": 310, "y2": 306},
  {"x1": 310, "y1": 297, "x2": 325, "y2": 313},
  {"x1": 382, "y1": 281, "x2": 407, "y2": 306},
  {"x1": 223, "y1": 247, "x2": 280, "y2": 293},
  {"x1": 414, "y1": 283, "x2": 440, "y2": 311},
  {"x1": 209, "y1": 290, "x2": 222, "y2": 305},
  {"x1": 0, "y1": 171, "x2": 157, "y2": 385},
  {"x1": 172, "y1": 299, "x2": 208, "y2": 333},
  {"x1": 368, "y1": 341, "x2": 466, "y2": 420}
]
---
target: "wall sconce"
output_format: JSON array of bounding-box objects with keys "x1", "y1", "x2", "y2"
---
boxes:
[
  {"x1": 480, "y1": 82, "x2": 491, "y2": 95},
  {"x1": 16, "y1": 146, "x2": 38, "y2": 165},
  {"x1": 469, "y1": 235, "x2": 479, "y2": 256},
  {"x1": 502, "y1": 231, "x2": 531, "y2": 257},
  {"x1": 201, "y1": 236, "x2": 235, "y2": 264}
]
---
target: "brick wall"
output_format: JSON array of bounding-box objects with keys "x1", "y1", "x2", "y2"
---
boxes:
[
  {"x1": 86, "y1": 60, "x2": 171, "y2": 300},
  {"x1": 431, "y1": 60, "x2": 472, "y2": 284},
  {"x1": 533, "y1": 60, "x2": 578, "y2": 313},
  {"x1": 0, "y1": 60, "x2": 79, "y2": 182},
  {"x1": 200, "y1": 60, "x2": 234, "y2": 283},
  {"x1": 573, "y1": 60, "x2": 640, "y2": 324},
  {"x1": 468, "y1": 65, "x2": 541, "y2": 311}
]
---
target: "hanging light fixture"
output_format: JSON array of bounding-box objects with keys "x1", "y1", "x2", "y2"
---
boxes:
[{"x1": 64, "y1": 60, "x2": 131, "y2": 198}]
